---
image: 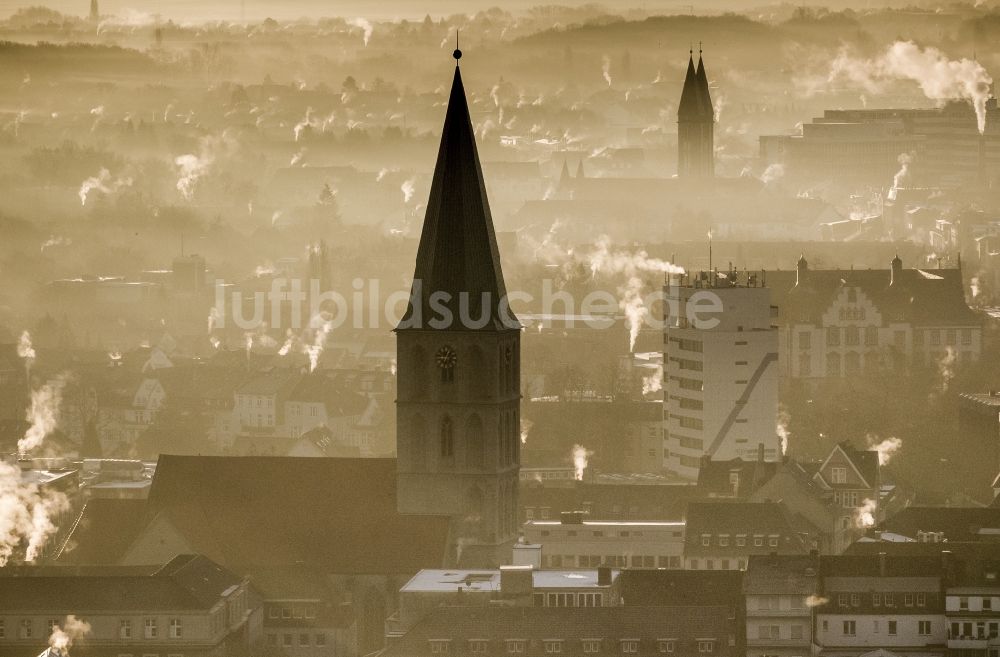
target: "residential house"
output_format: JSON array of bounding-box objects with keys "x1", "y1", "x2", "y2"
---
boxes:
[
  {"x1": 743, "y1": 554, "x2": 820, "y2": 657},
  {"x1": 683, "y1": 502, "x2": 815, "y2": 571},
  {"x1": 0, "y1": 554, "x2": 261, "y2": 657}
]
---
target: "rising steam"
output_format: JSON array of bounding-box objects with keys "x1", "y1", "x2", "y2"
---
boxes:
[
  {"x1": 866, "y1": 434, "x2": 902, "y2": 466},
  {"x1": 19, "y1": 373, "x2": 71, "y2": 454},
  {"x1": 827, "y1": 41, "x2": 993, "y2": 133},
  {"x1": 47, "y1": 615, "x2": 92, "y2": 657},
  {"x1": 348, "y1": 17, "x2": 373, "y2": 46},
  {"x1": 572, "y1": 444, "x2": 593, "y2": 480},
  {"x1": 78, "y1": 168, "x2": 132, "y2": 206}
]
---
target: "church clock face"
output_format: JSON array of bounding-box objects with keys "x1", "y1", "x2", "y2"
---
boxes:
[{"x1": 436, "y1": 345, "x2": 457, "y2": 369}]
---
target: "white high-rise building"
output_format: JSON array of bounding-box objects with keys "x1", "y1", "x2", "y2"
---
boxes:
[{"x1": 663, "y1": 270, "x2": 780, "y2": 481}]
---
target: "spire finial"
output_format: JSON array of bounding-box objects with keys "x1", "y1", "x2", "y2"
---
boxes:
[{"x1": 453, "y1": 29, "x2": 461, "y2": 62}]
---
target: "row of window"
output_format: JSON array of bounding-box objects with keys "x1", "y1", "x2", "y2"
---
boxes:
[
  {"x1": 544, "y1": 554, "x2": 683, "y2": 569},
  {"x1": 0, "y1": 620, "x2": 182, "y2": 641},
  {"x1": 957, "y1": 596, "x2": 995, "y2": 611},
  {"x1": 756, "y1": 624, "x2": 806, "y2": 640},
  {"x1": 836, "y1": 592, "x2": 929, "y2": 608},
  {"x1": 428, "y1": 639, "x2": 716, "y2": 655},
  {"x1": 951, "y1": 620, "x2": 1000, "y2": 639},
  {"x1": 669, "y1": 337, "x2": 704, "y2": 353},
  {"x1": 699, "y1": 534, "x2": 780, "y2": 548},
  {"x1": 267, "y1": 605, "x2": 318, "y2": 620},
  {"x1": 266, "y1": 632, "x2": 328, "y2": 648},
  {"x1": 813, "y1": 327, "x2": 974, "y2": 348},
  {"x1": 533, "y1": 592, "x2": 604, "y2": 607},
  {"x1": 834, "y1": 619, "x2": 932, "y2": 636},
  {"x1": 687, "y1": 558, "x2": 747, "y2": 571}
]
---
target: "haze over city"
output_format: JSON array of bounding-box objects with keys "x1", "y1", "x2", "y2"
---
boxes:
[{"x1": 2, "y1": 1, "x2": 1000, "y2": 657}]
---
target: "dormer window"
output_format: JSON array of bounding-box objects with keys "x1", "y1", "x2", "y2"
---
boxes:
[
  {"x1": 621, "y1": 640, "x2": 639, "y2": 654},
  {"x1": 506, "y1": 640, "x2": 526, "y2": 654},
  {"x1": 430, "y1": 640, "x2": 451, "y2": 654},
  {"x1": 657, "y1": 640, "x2": 676, "y2": 653},
  {"x1": 470, "y1": 640, "x2": 489, "y2": 654},
  {"x1": 583, "y1": 639, "x2": 602, "y2": 653},
  {"x1": 698, "y1": 641, "x2": 715, "y2": 653},
  {"x1": 544, "y1": 640, "x2": 564, "y2": 653}
]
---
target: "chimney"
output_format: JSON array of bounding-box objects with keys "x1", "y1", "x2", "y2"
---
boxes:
[
  {"x1": 941, "y1": 550, "x2": 954, "y2": 584},
  {"x1": 878, "y1": 551, "x2": 887, "y2": 577},
  {"x1": 597, "y1": 566, "x2": 612, "y2": 586},
  {"x1": 757, "y1": 442, "x2": 765, "y2": 464},
  {"x1": 512, "y1": 540, "x2": 543, "y2": 569},
  {"x1": 500, "y1": 565, "x2": 534, "y2": 600}
]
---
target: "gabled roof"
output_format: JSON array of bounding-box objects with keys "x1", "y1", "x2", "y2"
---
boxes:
[
  {"x1": 697, "y1": 458, "x2": 779, "y2": 499},
  {"x1": 141, "y1": 455, "x2": 451, "y2": 574},
  {"x1": 814, "y1": 442, "x2": 879, "y2": 490},
  {"x1": 401, "y1": 64, "x2": 517, "y2": 331},
  {"x1": 684, "y1": 502, "x2": 811, "y2": 555},
  {"x1": 768, "y1": 262, "x2": 979, "y2": 327},
  {"x1": 743, "y1": 554, "x2": 819, "y2": 594},
  {"x1": 56, "y1": 498, "x2": 148, "y2": 564},
  {"x1": 882, "y1": 506, "x2": 1000, "y2": 542},
  {"x1": 620, "y1": 569, "x2": 743, "y2": 607},
  {"x1": 820, "y1": 553, "x2": 944, "y2": 579},
  {"x1": 0, "y1": 554, "x2": 242, "y2": 611}
]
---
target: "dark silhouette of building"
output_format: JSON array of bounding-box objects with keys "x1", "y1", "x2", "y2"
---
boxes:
[
  {"x1": 677, "y1": 49, "x2": 715, "y2": 178},
  {"x1": 89, "y1": 0, "x2": 99, "y2": 21},
  {"x1": 395, "y1": 51, "x2": 521, "y2": 567}
]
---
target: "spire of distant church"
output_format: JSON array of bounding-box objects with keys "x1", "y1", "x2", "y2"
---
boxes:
[
  {"x1": 695, "y1": 47, "x2": 713, "y2": 119},
  {"x1": 678, "y1": 50, "x2": 701, "y2": 121},
  {"x1": 401, "y1": 53, "x2": 516, "y2": 331},
  {"x1": 89, "y1": 0, "x2": 99, "y2": 21}
]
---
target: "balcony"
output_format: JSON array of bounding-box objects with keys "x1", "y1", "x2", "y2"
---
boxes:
[{"x1": 948, "y1": 638, "x2": 988, "y2": 650}]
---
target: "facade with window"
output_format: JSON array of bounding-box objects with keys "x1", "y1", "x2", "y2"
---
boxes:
[
  {"x1": 662, "y1": 275, "x2": 780, "y2": 481},
  {"x1": 771, "y1": 257, "x2": 981, "y2": 382},
  {"x1": 387, "y1": 567, "x2": 623, "y2": 641},
  {"x1": 814, "y1": 554, "x2": 946, "y2": 657},
  {"x1": 945, "y1": 557, "x2": 1000, "y2": 657},
  {"x1": 683, "y1": 502, "x2": 815, "y2": 571},
  {"x1": 810, "y1": 442, "x2": 881, "y2": 554},
  {"x1": 380, "y1": 605, "x2": 738, "y2": 657},
  {"x1": 743, "y1": 554, "x2": 820, "y2": 657},
  {"x1": 0, "y1": 555, "x2": 261, "y2": 657},
  {"x1": 522, "y1": 518, "x2": 685, "y2": 570}
]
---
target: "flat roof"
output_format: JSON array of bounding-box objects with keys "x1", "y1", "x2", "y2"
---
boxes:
[
  {"x1": 402, "y1": 569, "x2": 620, "y2": 593},
  {"x1": 526, "y1": 520, "x2": 684, "y2": 527}
]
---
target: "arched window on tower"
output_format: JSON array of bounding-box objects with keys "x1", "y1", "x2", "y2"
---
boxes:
[
  {"x1": 410, "y1": 346, "x2": 427, "y2": 399},
  {"x1": 470, "y1": 346, "x2": 487, "y2": 399},
  {"x1": 440, "y1": 415, "x2": 454, "y2": 462},
  {"x1": 503, "y1": 344, "x2": 514, "y2": 393},
  {"x1": 411, "y1": 414, "x2": 427, "y2": 471},
  {"x1": 465, "y1": 414, "x2": 484, "y2": 469}
]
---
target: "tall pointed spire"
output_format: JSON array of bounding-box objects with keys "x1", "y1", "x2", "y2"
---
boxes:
[
  {"x1": 677, "y1": 47, "x2": 715, "y2": 178},
  {"x1": 678, "y1": 51, "x2": 701, "y2": 121},
  {"x1": 401, "y1": 57, "x2": 517, "y2": 331},
  {"x1": 695, "y1": 50, "x2": 713, "y2": 118}
]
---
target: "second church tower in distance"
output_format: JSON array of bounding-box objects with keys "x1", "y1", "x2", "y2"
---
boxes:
[
  {"x1": 395, "y1": 49, "x2": 522, "y2": 568},
  {"x1": 677, "y1": 48, "x2": 715, "y2": 178}
]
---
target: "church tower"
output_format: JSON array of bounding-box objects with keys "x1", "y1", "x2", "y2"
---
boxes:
[
  {"x1": 677, "y1": 49, "x2": 715, "y2": 178},
  {"x1": 395, "y1": 50, "x2": 521, "y2": 567}
]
